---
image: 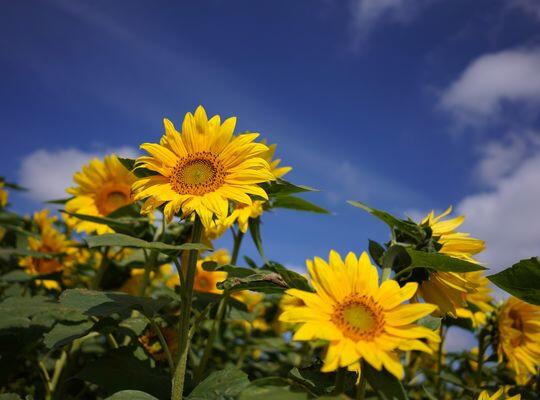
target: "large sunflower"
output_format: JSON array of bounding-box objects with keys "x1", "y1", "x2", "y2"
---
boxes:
[
  {"x1": 132, "y1": 106, "x2": 275, "y2": 229},
  {"x1": 416, "y1": 207, "x2": 486, "y2": 317},
  {"x1": 66, "y1": 154, "x2": 136, "y2": 234},
  {"x1": 497, "y1": 297, "x2": 540, "y2": 384},
  {"x1": 279, "y1": 250, "x2": 439, "y2": 379}
]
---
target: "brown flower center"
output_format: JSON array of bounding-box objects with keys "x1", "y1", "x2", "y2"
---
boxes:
[
  {"x1": 170, "y1": 152, "x2": 225, "y2": 195},
  {"x1": 96, "y1": 184, "x2": 132, "y2": 215},
  {"x1": 332, "y1": 295, "x2": 385, "y2": 341}
]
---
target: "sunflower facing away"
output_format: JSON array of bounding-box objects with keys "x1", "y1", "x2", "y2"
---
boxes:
[
  {"x1": 455, "y1": 271, "x2": 494, "y2": 327},
  {"x1": 497, "y1": 297, "x2": 540, "y2": 384},
  {"x1": 279, "y1": 250, "x2": 439, "y2": 378},
  {"x1": 416, "y1": 207, "x2": 486, "y2": 317},
  {"x1": 132, "y1": 106, "x2": 275, "y2": 229},
  {"x1": 66, "y1": 154, "x2": 136, "y2": 234}
]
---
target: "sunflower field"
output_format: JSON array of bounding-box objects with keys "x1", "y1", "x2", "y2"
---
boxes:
[{"x1": 1, "y1": 106, "x2": 539, "y2": 400}]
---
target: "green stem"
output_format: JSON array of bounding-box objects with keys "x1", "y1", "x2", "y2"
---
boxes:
[
  {"x1": 231, "y1": 230, "x2": 244, "y2": 265},
  {"x1": 39, "y1": 360, "x2": 53, "y2": 399},
  {"x1": 150, "y1": 318, "x2": 175, "y2": 376},
  {"x1": 436, "y1": 324, "x2": 446, "y2": 398},
  {"x1": 50, "y1": 350, "x2": 68, "y2": 394},
  {"x1": 171, "y1": 216, "x2": 204, "y2": 400},
  {"x1": 333, "y1": 368, "x2": 346, "y2": 395},
  {"x1": 193, "y1": 294, "x2": 229, "y2": 384},
  {"x1": 92, "y1": 248, "x2": 110, "y2": 290},
  {"x1": 475, "y1": 330, "x2": 486, "y2": 387},
  {"x1": 356, "y1": 365, "x2": 367, "y2": 400}
]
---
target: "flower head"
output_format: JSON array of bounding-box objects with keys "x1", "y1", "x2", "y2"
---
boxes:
[
  {"x1": 280, "y1": 250, "x2": 439, "y2": 379},
  {"x1": 66, "y1": 154, "x2": 136, "y2": 234},
  {"x1": 132, "y1": 106, "x2": 275, "y2": 229},
  {"x1": 416, "y1": 207, "x2": 486, "y2": 317},
  {"x1": 478, "y1": 388, "x2": 521, "y2": 400},
  {"x1": 497, "y1": 297, "x2": 540, "y2": 384},
  {"x1": 261, "y1": 140, "x2": 291, "y2": 179},
  {"x1": 455, "y1": 271, "x2": 494, "y2": 327}
]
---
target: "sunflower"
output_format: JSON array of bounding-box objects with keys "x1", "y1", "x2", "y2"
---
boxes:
[
  {"x1": 261, "y1": 140, "x2": 291, "y2": 179},
  {"x1": 279, "y1": 250, "x2": 439, "y2": 378},
  {"x1": 416, "y1": 207, "x2": 486, "y2": 317},
  {"x1": 65, "y1": 154, "x2": 136, "y2": 235},
  {"x1": 132, "y1": 106, "x2": 275, "y2": 229},
  {"x1": 0, "y1": 181, "x2": 8, "y2": 208},
  {"x1": 166, "y1": 249, "x2": 229, "y2": 294},
  {"x1": 497, "y1": 297, "x2": 540, "y2": 384},
  {"x1": 456, "y1": 271, "x2": 494, "y2": 327},
  {"x1": 478, "y1": 388, "x2": 521, "y2": 400}
]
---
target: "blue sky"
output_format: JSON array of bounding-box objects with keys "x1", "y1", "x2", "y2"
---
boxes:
[{"x1": 1, "y1": 0, "x2": 540, "y2": 283}]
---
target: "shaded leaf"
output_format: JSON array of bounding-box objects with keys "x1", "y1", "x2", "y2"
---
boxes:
[
  {"x1": 106, "y1": 391, "x2": 159, "y2": 400},
  {"x1": 272, "y1": 196, "x2": 329, "y2": 214},
  {"x1": 406, "y1": 249, "x2": 485, "y2": 273},
  {"x1": 62, "y1": 210, "x2": 143, "y2": 235},
  {"x1": 217, "y1": 271, "x2": 288, "y2": 293},
  {"x1": 487, "y1": 257, "x2": 540, "y2": 305},
  {"x1": 43, "y1": 320, "x2": 94, "y2": 350},
  {"x1": 363, "y1": 362, "x2": 408, "y2": 400},
  {"x1": 85, "y1": 233, "x2": 209, "y2": 254},
  {"x1": 188, "y1": 368, "x2": 250, "y2": 399},
  {"x1": 248, "y1": 217, "x2": 265, "y2": 259},
  {"x1": 262, "y1": 179, "x2": 317, "y2": 198}
]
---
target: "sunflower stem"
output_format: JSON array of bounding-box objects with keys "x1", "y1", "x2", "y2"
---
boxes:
[
  {"x1": 356, "y1": 366, "x2": 367, "y2": 400},
  {"x1": 149, "y1": 317, "x2": 175, "y2": 376},
  {"x1": 435, "y1": 324, "x2": 446, "y2": 397},
  {"x1": 231, "y1": 229, "x2": 244, "y2": 265},
  {"x1": 171, "y1": 216, "x2": 204, "y2": 400},
  {"x1": 475, "y1": 329, "x2": 486, "y2": 388},
  {"x1": 92, "y1": 247, "x2": 110, "y2": 290},
  {"x1": 139, "y1": 212, "x2": 167, "y2": 296},
  {"x1": 333, "y1": 368, "x2": 346, "y2": 395}
]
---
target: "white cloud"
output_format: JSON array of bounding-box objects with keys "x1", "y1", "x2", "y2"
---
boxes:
[
  {"x1": 474, "y1": 131, "x2": 540, "y2": 186},
  {"x1": 350, "y1": 0, "x2": 434, "y2": 41},
  {"x1": 440, "y1": 47, "x2": 540, "y2": 125},
  {"x1": 19, "y1": 147, "x2": 138, "y2": 202},
  {"x1": 458, "y1": 143, "x2": 540, "y2": 272}
]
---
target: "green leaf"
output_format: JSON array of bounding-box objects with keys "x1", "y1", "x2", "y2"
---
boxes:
[
  {"x1": 368, "y1": 240, "x2": 385, "y2": 267},
  {"x1": 45, "y1": 197, "x2": 73, "y2": 204},
  {"x1": 118, "y1": 157, "x2": 156, "y2": 178},
  {"x1": 248, "y1": 217, "x2": 265, "y2": 259},
  {"x1": 0, "y1": 248, "x2": 57, "y2": 259},
  {"x1": 487, "y1": 257, "x2": 540, "y2": 305},
  {"x1": 76, "y1": 347, "x2": 170, "y2": 398},
  {"x1": 43, "y1": 320, "x2": 94, "y2": 350},
  {"x1": 188, "y1": 368, "x2": 250, "y2": 399},
  {"x1": 62, "y1": 210, "x2": 144, "y2": 235},
  {"x1": 59, "y1": 289, "x2": 170, "y2": 318},
  {"x1": 383, "y1": 245, "x2": 412, "y2": 272},
  {"x1": 272, "y1": 196, "x2": 329, "y2": 214},
  {"x1": 239, "y1": 382, "x2": 308, "y2": 400},
  {"x1": 85, "y1": 233, "x2": 209, "y2": 254},
  {"x1": 406, "y1": 249, "x2": 486, "y2": 273},
  {"x1": 106, "y1": 391, "x2": 159, "y2": 400},
  {"x1": 363, "y1": 363, "x2": 409, "y2": 400},
  {"x1": 217, "y1": 271, "x2": 288, "y2": 293},
  {"x1": 262, "y1": 179, "x2": 317, "y2": 198},
  {"x1": 417, "y1": 315, "x2": 441, "y2": 331},
  {"x1": 0, "y1": 295, "x2": 87, "y2": 323},
  {"x1": 263, "y1": 261, "x2": 312, "y2": 292},
  {"x1": 348, "y1": 201, "x2": 425, "y2": 243}
]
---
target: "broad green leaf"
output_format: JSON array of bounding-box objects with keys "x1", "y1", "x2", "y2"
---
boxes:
[
  {"x1": 406, "y1": 249, "x2": 485, "y2": 273},
  {"x1": 217, "y1": 271, "x2": 288, "y2": 293},
  {"x1": 0, "y1": 295, "x2": 86, "y2": 323},
  {"x1": 43, "y1": 320, "x2": 94, "y2": 350},
  {"x1": 85, "y1": 233, "x2": 209, "y2": 253},
  {"x1": 368, "y1": 240, "x2": 385, "y2": 267},
  {"x1": 0, "y1": 270, "x2": 60, "y2": 283},
  {"x1": 201, "y1": 261, "x2": 255, "y2": 277},
  {"x1": 348, "y1": 201, "x2": 425, "y2": 243},
  {"x1": 417, "y1": 315, "x2": 441, "y2": 331},
  {"x1": 263, "y1": 261, "x2": 312, "y2": 292},
  {"x1": 62, "y1": 210, "x2": 144, "y2": 235},
  {"x1": 0, "y1": 248, "x2": 57, "y2": 259},
  {"x1": 262, "y1": 179, "x2": 317, "y2": 198},
  {"x1": 248, "y1": 217, "x2": 265, "y2": 259},
  {"x1": 272, "y1": 196, "x2": 329, "y2": 214},
  {"x1": 45, "y1": 197, "x2": 73, "y2": 204},
  {"x1": 76, "y1": 347, "x2": 170, "y2": 398},
  {"x1": 106, "y1": 391, "x2": 159, "y2": 400},
  {"x1": 188, "y1": 368, "x2": 250, "y2": 399},
  {"x1": 488, "y1": 257, "x2": 540, "y2": 305},
  {"x1": 383, "y1": 245, "x2": 412, "y2": 272},
  {"x1": 363, "y1": 363, "x2": 409, "y2": 400},
  {"x1": 59, "y1": 289, "x2": 170, "y2": 318},
  {"x1": 239, "y1": 384, "x2": 308, "y2": 400}
]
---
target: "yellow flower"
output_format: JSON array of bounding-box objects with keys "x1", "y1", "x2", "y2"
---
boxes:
[
  {"x1": 478, "y1": 388, "x2": 521, "y2": 400},
  {"x1": 456, "y1": 271, "x2": 494, "y2": 327},
  {"x1": 33, "y1": 209, "x2": 58, "y2": 231},
  {"x1": 417, "y1": 207, "x2": 486, "y2": 317},
  {"x1": 261, "y1": 140, "x2": 291, "y2": 179},
  {"x1": 132, "y1": 106, "x2": 275, "y2": 229},
  {"x1": 0, "y1": 181, "x2": 8, "y2": 208},
  {"x1": 140, "y1": 326, "x2": 178, "y2": 362},
  {"x1": 166, "y1": 249, "x2": 230, "y2": 294},
  {"x1": 279, "y1": 250, "x2": 439, "y2": 379},
  {"x1": 66, "y1": 154, "x2": 136, "y2": 234},
  {"x1": 497, "y1": 297, "x2": 540, "y2": 383},
  {"x1": 227, "y1": 201, "x2": 264, "y2": 233}
]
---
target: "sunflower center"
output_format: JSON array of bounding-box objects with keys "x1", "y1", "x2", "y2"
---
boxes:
[
  {"x1": 96, "y1": 184, "x2": 132, "y2": 215},
  {"x1": 332, "y1": 295, "x2": 385, "y2": 341},
  {"x1": 170, "y1": 152, "x2": 225, "y2": 195}
]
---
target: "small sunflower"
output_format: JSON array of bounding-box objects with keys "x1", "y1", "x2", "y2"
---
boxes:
[
  {"x1": 478, "y1": 388, "x2": 521, "y2": 400},
  {"x1": 66, "y1": 154, "x2": 136, "y2": 235},
  {"x1": 0, "y1": 181, "x2": 8, "y2": 208},
  {"x1": 167, "y1": 249, "x2": 230, "y2": 294},
  {"x1": 261, "y1": 140, "x2": 291, "y2": 179},
  {"x1": 456, "y1": 271, "x2": 494, "y2": 327},
  {"x1": 280, "y1": 250, "x2": 439, "y2": 379},
  {"x1": 497, "y1": 297, "x2": 540, "y2": 384},
  {"x1": 132, "y1": 106, "x2": 275, "y2": 229},
  {"x1": 416, "y1": 207, "x2": 486, "y2": 317}
]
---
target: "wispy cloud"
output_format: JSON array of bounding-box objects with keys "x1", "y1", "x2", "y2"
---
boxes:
[
  {"x1": 509, "y1": 0, "x2": 540, "y2": 22},
  {"x1": 19, "y1": 146, "x2": 137, "y2": 202},
  {"x1": 439, "y1": 47, "x2": 540, "y2": 127}
]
